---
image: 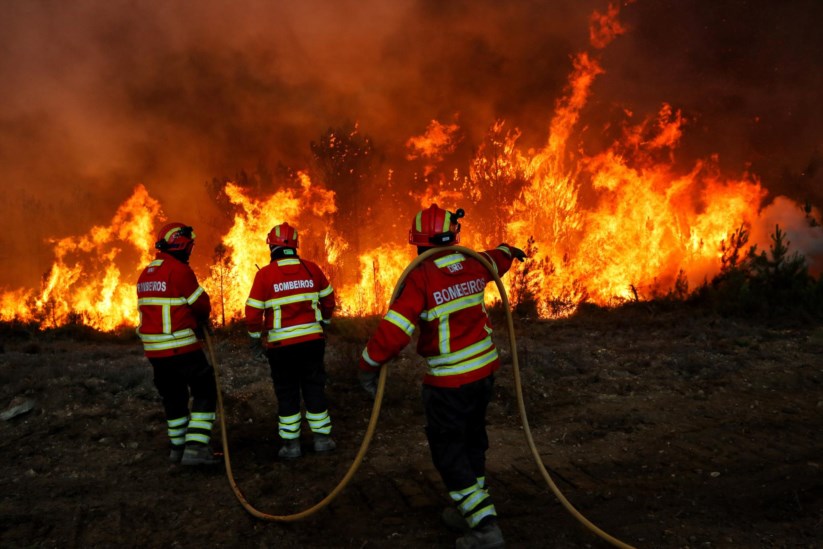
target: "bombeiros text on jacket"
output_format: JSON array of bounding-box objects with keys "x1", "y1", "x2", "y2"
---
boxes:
[
  {"x1": 432, "y1": 277, "x2": 486, "y2": 305},
  {"x1": 272, "y1": 279, "x2": 315, "y2": 293}
]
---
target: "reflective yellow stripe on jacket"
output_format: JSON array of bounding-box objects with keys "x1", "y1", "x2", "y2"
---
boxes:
[
  {"x1": 267, "y1": 322, "x2": 324, "y2": 343},
  {"x1": 137, "y1": 286, "x2": 204, "y2": 351},
  {"x1": 245, "y1": 288, "x2": 328, "y2": 344},
  {"x1": 419, "y1": 283, "x2": 497, "y2": 378}
]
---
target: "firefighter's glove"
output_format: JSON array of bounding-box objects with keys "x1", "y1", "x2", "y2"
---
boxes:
[
  {"x1": 195, "y1": 321, "x2": 214, "y2": 339},
  {"x1": 247, "y1": 337, "x2": 267, "y2": 362},
  {"x1": 500, "y1": 243, "x2": 527, "y2": 262},
  {"x1": 509, "y1": 246, "x2": 527, "y2": 262},
  {"x1": 358, "y1": 369, "x2": 379, "y2": 399}
]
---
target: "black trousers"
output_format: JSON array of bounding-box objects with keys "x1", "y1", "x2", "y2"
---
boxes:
[
  {"x1": 422, "y1": 376, "x2": 494, "y2": 492},
  {"x1": 149, "y1": 349, "x2": 217, "y2": 420},
  {"x1": 266, "y1": 338, "x2": 328, "y2": 418}
]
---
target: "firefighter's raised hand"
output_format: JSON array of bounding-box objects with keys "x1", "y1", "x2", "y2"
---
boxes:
[
  {"x1": 510, "y1": 246, "x2": 527, "y2": 261},
  {"x1": 358, "y1": 369, "x2": 379, "y2": 399},
  {"x1": 500, "y1": 243, "x2": 527, "y2": 262}
]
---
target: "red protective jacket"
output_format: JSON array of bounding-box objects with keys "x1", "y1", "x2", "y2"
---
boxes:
[
  {"x1": 245, "y1": 255, "x2": 335, "y2": 347},
  {"x1": 358, "y1": 246, "x2": 514, "y2": 388},
  {"x1": 136, "y1": 252, "x2": 211, "y2": 358}
]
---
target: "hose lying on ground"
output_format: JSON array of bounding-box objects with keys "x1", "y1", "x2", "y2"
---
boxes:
[{"x1": 204, "y1": 245, "x2": 636, "y2": 547}]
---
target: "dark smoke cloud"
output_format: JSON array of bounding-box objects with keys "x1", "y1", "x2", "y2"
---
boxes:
[
  {"x1": 592, "y1": 1, "x2": 823, "y2": 197},
  {"x1": 1, "y1": 0, "x2": 821, "y2": 288}
]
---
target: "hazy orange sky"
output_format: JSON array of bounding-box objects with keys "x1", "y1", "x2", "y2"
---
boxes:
[{"x1": 2, "y1": 0, "x2": 822, "y2": 288}]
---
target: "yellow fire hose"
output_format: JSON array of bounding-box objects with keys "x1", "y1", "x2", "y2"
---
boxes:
[{"x1": 203, "y1": 245, "x2": 635, "y2": 547}]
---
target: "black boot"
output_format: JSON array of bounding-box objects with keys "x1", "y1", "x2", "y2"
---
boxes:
[{"x1": 180, "y1": 444, "x2": 221, "y2": 466}]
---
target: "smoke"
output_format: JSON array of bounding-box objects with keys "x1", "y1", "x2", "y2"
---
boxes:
[
  {"x1": 2, "y1": 0, "x2": 822, "y2": 288},
  {"x1": 592, "y1": 1, "x2": 823, "y2": 193}
]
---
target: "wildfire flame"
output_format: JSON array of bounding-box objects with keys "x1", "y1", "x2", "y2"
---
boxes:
[
  {"x1": 0, "y1": 185, "x2": 160, "y2": 330},
  {"x1": 1, "y1": 3, "x2": 821, "y2": 329},
  {"x1": 200, "y1": 173, "x2": 338, "y2": 325}
]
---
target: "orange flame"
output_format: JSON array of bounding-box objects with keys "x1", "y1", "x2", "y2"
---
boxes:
[
  {"x1": 336, "y1": 244, "x2": 414, "y2": 316},
  {"x1": 2, "y1": 5, "x2": 821, "y2": 328},
  {"x1": 0, "y1": 184, "x2": 160, "y2": 330},
  {"x1": 406, "y1": 120, "x2": 463, "y2": 177},
  {"x1": 200, "y1": 173, "x2": 338, "y2": 324}
]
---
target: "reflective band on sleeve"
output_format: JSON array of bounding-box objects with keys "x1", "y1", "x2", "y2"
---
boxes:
[
  {"x1": 361, "y1": 348, "x2": 380, "y2": 367},
  {"x1": 318, "y1": 284, "x2": 333, "y2": 298},
  {"x1": 186, "y1": 286, "x2": 205, "y2": 305},
  {"x1": 248, "y1": 331, "x2": 261, "y2": 338},
  {"x1": 385, "y1": 310, "x2": 415, "y2": 336},
  {"x1": 245, "y1": 297, "x2": 266, "y2": 309}
]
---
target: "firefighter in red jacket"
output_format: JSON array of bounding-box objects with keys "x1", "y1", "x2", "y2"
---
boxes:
[
  {"x1": 136, "y1": 222, "x2": 220, "y2": 466},
  {"x1": 357, "y1": 205, "x2": 525, "y2": 549},
  {"x1": 245, "y1": 222, "x2": 337, "y2": 459}
]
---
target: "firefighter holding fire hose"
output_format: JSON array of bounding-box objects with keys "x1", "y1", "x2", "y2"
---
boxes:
[
  {"x1": 357, "y1": 205, "x2": 526, "y2": 549},
  {"x1": 245, "y1": 222, "x2": 337, "y2": 459},
  {"x1": 136, "y1": 222, "x2": 221, "y2": 466}
]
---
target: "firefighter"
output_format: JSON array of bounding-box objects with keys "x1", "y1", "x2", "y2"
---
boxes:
[
  {"x1": 357, "y1": 204, "x2": 525, "y2": 549},
  {"x1": 245, "y1": 222, "x2": 337, "y2": 459},
  {"x1": 136, "y1": 222, "x2": 220, "y2": 466}
]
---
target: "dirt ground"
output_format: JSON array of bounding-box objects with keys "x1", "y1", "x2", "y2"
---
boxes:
[{"x1": 1, "y1": 305, "x2": 822, "y2": 548}]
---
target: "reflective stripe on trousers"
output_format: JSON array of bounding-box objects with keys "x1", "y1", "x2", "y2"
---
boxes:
[
  {"x1": 449, "y1": 481, "x2": 497, "y2": 528},
  {"x1": 184, "y1": 411, "x2": 215, "y2": 445}
]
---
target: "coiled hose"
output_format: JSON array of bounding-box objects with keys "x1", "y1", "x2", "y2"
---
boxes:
[{"x1": 204, "y1": 245, "x2": 635, "y2": 547}]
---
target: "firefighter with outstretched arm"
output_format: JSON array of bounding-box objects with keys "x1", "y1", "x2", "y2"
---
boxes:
[
  {"x1": 245, "y1": 222, "x2": 337, "y2": 459},
  {"x1": 357, "y1": 205, "x2": 526, "y2": 549},
  {"x1": 136, "y1": 222, "x2": 220, "y2": 466}
]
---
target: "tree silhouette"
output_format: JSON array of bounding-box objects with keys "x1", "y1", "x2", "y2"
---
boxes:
[
  {"x1": 464, "y1": 120, "x2": 528, "y2": 247},
  {"x1": 310, "y1": 123, "x2": 378, "y2": 259}
]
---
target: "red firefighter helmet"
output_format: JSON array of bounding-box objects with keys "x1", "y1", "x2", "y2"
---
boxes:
[
  {"x1": 408, "y1": 204, "x2": 464, "y2": 247},
  {"x1": 267, "y1": 222, "x2": 299, "y2": 249},
  {"x1": 155, "y1": 222, "x2": 195, "y2": 254}
]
